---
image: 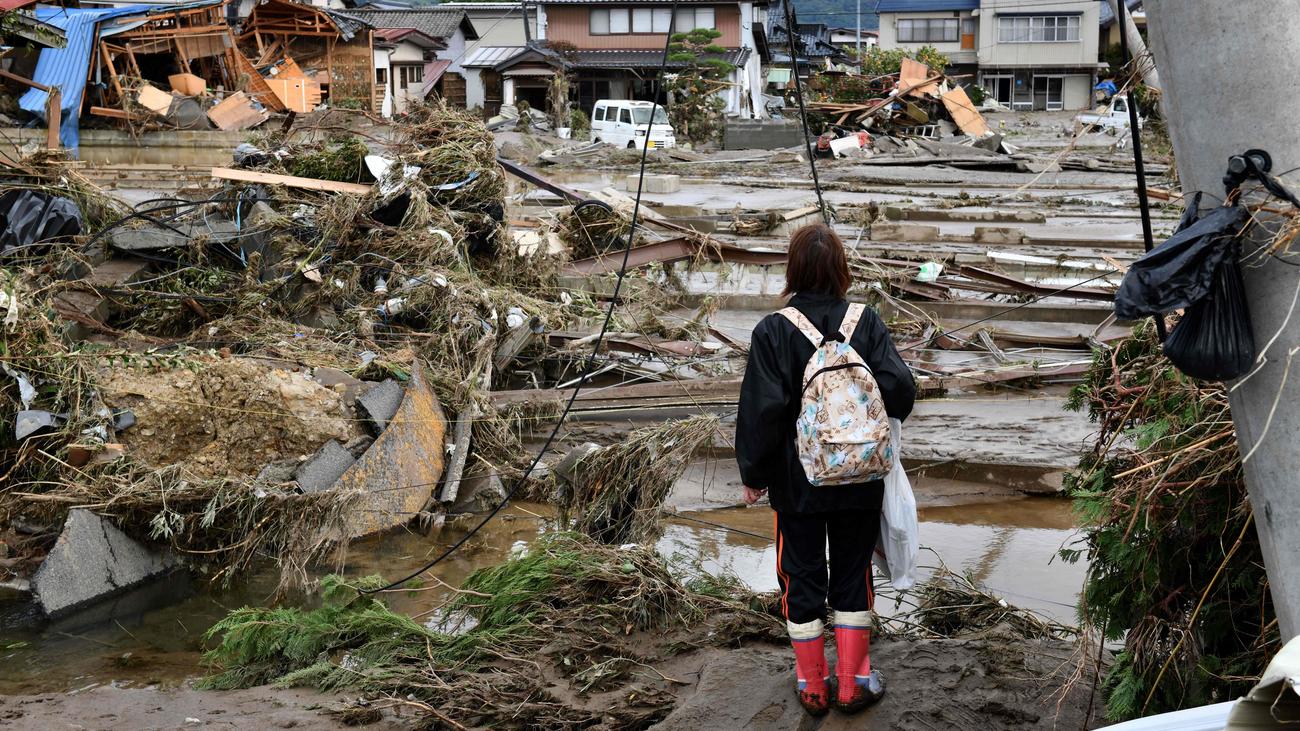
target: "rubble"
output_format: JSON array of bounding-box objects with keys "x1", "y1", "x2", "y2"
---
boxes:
[{"x1": 31, "y1": 509, "x2": 175, "y2": 617}]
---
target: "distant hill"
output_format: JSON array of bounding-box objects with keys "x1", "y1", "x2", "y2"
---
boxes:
[
  {"x1": 406, "y1": 0, "x2": 879, "y2": 29},
  {"x1": 795, "y1": 0, "x2": 880, "y2": 30}
]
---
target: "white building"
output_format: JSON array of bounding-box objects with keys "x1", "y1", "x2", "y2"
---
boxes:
[{"x1": 875, "y1": 0, "x2": 1103, "y2": 111}]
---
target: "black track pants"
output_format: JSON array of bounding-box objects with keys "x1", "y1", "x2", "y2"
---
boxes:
[{"x1": 774, "y1": 509, "x2": 880, "y2": 625}]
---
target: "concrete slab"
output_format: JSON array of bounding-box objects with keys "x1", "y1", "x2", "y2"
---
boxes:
[
  {"x1": 31, "y1": 509, "x2": 174, "y2": 617},
  {"x1": 294, "y1": 440, "x2": 356, "y2": 493},
  {"x1": 625, "y1": 174, "x2": 681, "y2": 194},
  {"x1": 356, "y1": 379, "x2": 404, "y2": 431}
]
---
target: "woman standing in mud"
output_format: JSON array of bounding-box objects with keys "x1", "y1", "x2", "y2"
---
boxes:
[{"x1": 735, "y1": 222, "x2": 915, "y2": 716}]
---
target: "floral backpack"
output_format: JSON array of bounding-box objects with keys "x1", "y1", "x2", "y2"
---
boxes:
[{"x1": 779, "y1": 303, "x2": 893, "y2": 486}]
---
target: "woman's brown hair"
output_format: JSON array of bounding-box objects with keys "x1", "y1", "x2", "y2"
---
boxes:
[{"x1": 782, "y1": 223, "x2": 851, "y2": 299}]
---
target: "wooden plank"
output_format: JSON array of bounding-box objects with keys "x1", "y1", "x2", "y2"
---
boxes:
[
  {"x1": 136, "y1": 84, "x2": 174, "y2": 116},
  {"x1": 210, "y1": 166, "x2": 373, "y2": 194},
  {"x1": 206, "y1": 91, "x2": 269, "y2": 131},
  {"x1": 940, "y1": 86, "x2": 990, "y2": 137},
  {"x1": 900, "y1": 58, "x2": 939, "y2": 97},
  {"x1": 45, "y1": 88, "x2": 60, "y2": 149},
  {"x1": 490, "y1": 377, "x2": 744, "y2": 412},
  {"x1": 89, "y1": 106, "x2": 136, "y2": 120}
]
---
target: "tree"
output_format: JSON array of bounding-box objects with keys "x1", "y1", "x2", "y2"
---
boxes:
[{"x1": 665, "y1": 28, "x2": 734, "y2": 145}]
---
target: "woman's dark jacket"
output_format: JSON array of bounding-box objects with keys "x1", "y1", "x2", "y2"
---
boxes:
[{"x1": 736, "y1": 292, "x2": 916, "y2": 514}]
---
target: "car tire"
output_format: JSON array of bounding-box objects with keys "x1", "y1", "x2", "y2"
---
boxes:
[{"x1": 627, "y1": 141, "x2": 636, "y2": 149}]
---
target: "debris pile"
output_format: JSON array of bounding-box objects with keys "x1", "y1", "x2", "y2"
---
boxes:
[
  {"x1": 1063, "y1": 324, "x2": 1274, "y2": 721},
  {"x1": 200, "y1": 534, "x2": 781, "y2": 728},
  {"x1": 0, "y1": 102, "x2": 595, "y2": 613},
  {"x1": 803, "y1": 59, "x2": 1005, "y2": 159}
]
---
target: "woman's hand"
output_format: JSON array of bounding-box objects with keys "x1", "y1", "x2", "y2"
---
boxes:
[{"x1": 743, "y1": 486, "x2": 768, "y2": 505}]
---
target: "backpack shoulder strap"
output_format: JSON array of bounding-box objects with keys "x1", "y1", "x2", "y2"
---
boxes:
[
  {"x1": 839, "y1": 303, "x2": 867, "y2": 341},
  {"x1": 778, "y1": 307, "x2": 823, "y2": 346}
]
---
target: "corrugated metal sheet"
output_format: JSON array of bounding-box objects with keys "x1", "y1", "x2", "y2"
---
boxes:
[
  {"x1": 462, "y1": 45, "x2": 523, "y2": 68},
  {"x1": 875, "y1": 0, "x2": 979, "y2": 12},
  {"x1": 420, "y1": 58, "x2": 451, "y2": 96},
  {"x1": 18, "y1": 5, "x2": 150, "y2": 153}
]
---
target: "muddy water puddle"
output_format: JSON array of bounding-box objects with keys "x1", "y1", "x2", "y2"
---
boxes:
[{"x1": 0, "y1": 497, "x2": 1083, "y2": 694}]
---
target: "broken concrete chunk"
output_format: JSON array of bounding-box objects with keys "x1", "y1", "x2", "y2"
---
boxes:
[
  {"x1": 357, "y1": 379, "x2": 404, "y2": 431},
  {"x1": 555, "y1": 442, "x2": 602, "y2": 486},
  {"x1": 450, "y1": 473, "x2": 508, "y2": 514},
  {"x1": 31, "y1": 509, "x2": 175, "y2": 617},
  {"x1": 294, "y1": 440, "x2": 356, "y2": 493},
  {"x1": 624, "y1": 173, "x2": 680, "y2": 194},
  {"x1": 257, "y1": 458, "x2": 300, "y2": 484},
  {"x1": 312, "y1": 367, "x2": 365, "y2": 405},
  {"x1": 15, "y1": 410, "x2": 65, "y2": 441}
]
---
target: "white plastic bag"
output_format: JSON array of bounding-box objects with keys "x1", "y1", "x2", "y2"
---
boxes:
[{"x1": 875, "y1": 418, "x2": 919, "y2": 590}]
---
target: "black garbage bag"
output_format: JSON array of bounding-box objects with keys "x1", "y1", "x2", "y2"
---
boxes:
[
  {"x1": 0, "y1": 189, "x2": 83, "y2": 253},
  {"x1": 1162, "y1": 255, "x2": 1255, "y2": 381},
  {"x1": 1113, "y1": 193, "x2": 1250, "y2": 320}
]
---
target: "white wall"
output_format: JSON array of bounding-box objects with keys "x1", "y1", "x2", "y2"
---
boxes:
[
  {"x1": 463, "y1": 67, "x2": 485, "y2": 109},
  {"x1": 977, "y1": 0, "x2": 1100, "y2": 68},
  {"x1": 443, "y1": 29, "x2": 467, "y2": 74},
  {"x1": 739, "y1": 1, "x2": 763, "y2": 118},
  {"x1": 374, "y1": 48, "x2": 393, "y2": 117},
  {"x1": 877, "y1": 10, "x2": 973, "y2": 55}
]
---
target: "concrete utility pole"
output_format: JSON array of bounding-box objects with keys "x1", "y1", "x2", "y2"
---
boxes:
[
  {"x1": 1107, "y1": 0, "x2": 1160, "y2": 93},
  {"x1": 856, "y1": 0, "x2": 862, "y2": 60},
  {"x1": 1148, "y1": 2, "x2": 1300, "y2": 641}
]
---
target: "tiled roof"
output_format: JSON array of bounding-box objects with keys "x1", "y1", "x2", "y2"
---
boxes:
[
  {"x1": 571, "y1": 47, "x2": 750, "y2": 69},
  {"x1": 374, "y1": 26, "x2": 445, "y2": 47},
  {"x1": 348, "y1": 8, "x2": 469, "y2": 39},
  {"x1": 875, "y1": 0, "x2": 979, "y2": 11}
]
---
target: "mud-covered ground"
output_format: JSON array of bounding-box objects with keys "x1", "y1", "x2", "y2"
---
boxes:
[{"x1": 2, "y1": 634, "x2": 1103, "y2": 730}]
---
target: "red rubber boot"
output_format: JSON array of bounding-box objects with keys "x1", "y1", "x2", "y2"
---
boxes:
[
  {"x1": 833, "y1": 611, "x2": 886, "y2": 714},
  {"x1": 788, "y1": 619, "x2": 832, "y2": 716}
]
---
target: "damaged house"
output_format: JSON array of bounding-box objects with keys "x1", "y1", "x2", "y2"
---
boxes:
[
  {"x1": 488, "y1": 0, "x2": 766, "y2": 121},
  {"x1": 876, "y1": 0, "x2": 1104, "y2": 111},
  {"x1": 239, "y1": 0, "x2": 375, "y2": 112},
  {"x1": 348, "y1": 9, "x2": 481, "y2": 112}
]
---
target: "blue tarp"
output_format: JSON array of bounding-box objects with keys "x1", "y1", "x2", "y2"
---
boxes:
[{"x1": 18, "y1": 5, "x2": 156, "y2": 154}]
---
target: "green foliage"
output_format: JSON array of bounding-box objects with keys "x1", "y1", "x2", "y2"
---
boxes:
[
  {"x1": 854, "y1": 45, "x2": 948, "y2": 77},
  {"x1": 665, "y1": 28, "x2": 732, "y2": 146},
  {"x1": 570, "y1": 107, "x2": 590, "y2": 135},
  {"x1": 286, "y1": 136, "x2": 368, "y2": 183},
  {"x1": 1063, "y1": 324, "x2": 1277, "y2": 720},
  {"x1": 201, "y1": 534, "x2": 778, "y2": 700}
]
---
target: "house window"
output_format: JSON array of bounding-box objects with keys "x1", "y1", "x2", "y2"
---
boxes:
[
  {"x1": 592, "y1": 6, "x2": 713, "y2": 34},
  {"x1": 376, "y1": 68, "x2": 387, "y2": 85},
  {"x1": 997, "y1": 15, "x2": 1081, "y2": 43},
  {"x1": 399, "y1": 65, "x2": 423, "y2": 90},
  {"x1": 676, "y1": 6, "x2": 714, "y2": 31},
  {"x1": 897, "y1": 18, "x2": 958, "y2": 43}
]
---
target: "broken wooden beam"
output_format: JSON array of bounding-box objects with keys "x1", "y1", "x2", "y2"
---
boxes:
[
  {"x1": 564, "y1": 237, "x2": 786, "y2": 276},
  {"x1": 210, "y1": 167, "x2": 373, "y2": 194}
]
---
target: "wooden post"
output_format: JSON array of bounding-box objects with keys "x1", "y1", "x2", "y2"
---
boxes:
[
  {"x1": 45, "y1": 87, "x2": 61, "y2": 150},
  {"x1": 99, "y1": 41, "x2": 124, "y2": 102}
]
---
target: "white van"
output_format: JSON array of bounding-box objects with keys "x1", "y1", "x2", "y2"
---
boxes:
[{"x1": 590, "y1": 100, "x2": 676, "y2": 149}]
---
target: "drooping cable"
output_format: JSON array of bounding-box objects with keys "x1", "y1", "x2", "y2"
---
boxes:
[
  {"x1": 781, "y1": 0, "x2": 829, "y2": 223},
  {"x1": 362, "y1": 1, "x2": 684, "y2": 594},
  {"x1": 1118, "y1": 0, "x2": 1166, "y2": 341}
]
